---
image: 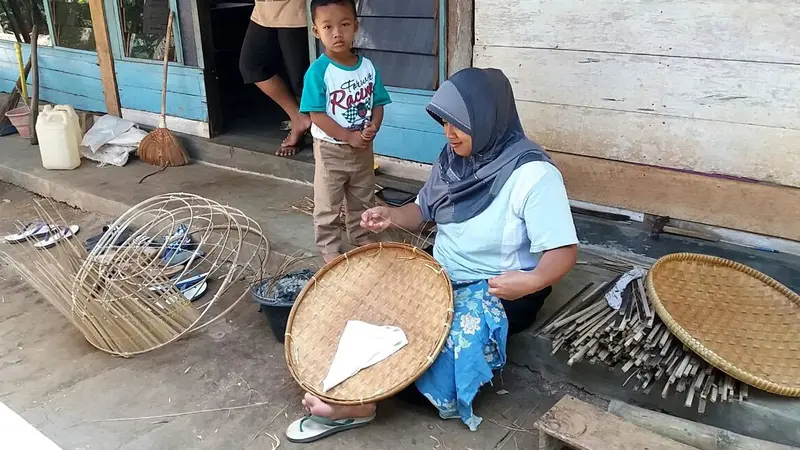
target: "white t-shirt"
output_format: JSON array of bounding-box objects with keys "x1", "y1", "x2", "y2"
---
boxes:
[
  {"x1": 418, "y1": 161, "x2": 579, "y2": 283},
  {"x1": 299, "y1": 54, "x2": 392, "y2": 144}
]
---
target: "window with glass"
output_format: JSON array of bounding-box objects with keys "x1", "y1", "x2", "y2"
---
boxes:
[
  {"x1": 118, "y1": 0, "x2": 176, "y2": 61},
  {"x1": 0, "y1": 0, "x2": 51, "y2": 45},
  {"x1": 48, "y1": 0, "x2": 95, "y2": 50}
]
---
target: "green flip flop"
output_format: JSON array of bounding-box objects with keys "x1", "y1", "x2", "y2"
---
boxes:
[{"x1": 285, "y1": 414, "x2": 375, "y2": 444}]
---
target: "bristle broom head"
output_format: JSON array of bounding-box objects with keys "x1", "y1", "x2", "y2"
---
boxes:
[{"x1": 137, "y1": 128, "x2": 190, "y2": 167}]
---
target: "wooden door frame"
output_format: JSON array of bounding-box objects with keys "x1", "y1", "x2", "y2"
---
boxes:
[
  {"x1": 88, "y1": 0, "x2": 122, "y2": 116},
  {"x1": 194, "y1": 0, "x2": 224, "y2": 136},
  {"x1": 446, "y1": 0, "x2": 473, "y2": 77}
]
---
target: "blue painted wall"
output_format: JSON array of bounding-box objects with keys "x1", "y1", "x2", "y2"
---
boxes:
[
  {"x1": 115, "y1": 59, "x2": 207, "y2": 121},
  {"x1": 0, "y1": 41, "x2": 208, "y2": 122},
  {"x1": 0, "y1": 43, "x2": 106, "y2": 112},
  {"x1": 376, "y1": 88, "x2": 446, "y2": 164}
]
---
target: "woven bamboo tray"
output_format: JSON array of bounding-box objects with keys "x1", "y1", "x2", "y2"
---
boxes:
[
  {"x1": 285, "y1": 242, "x2": 453, "y2": 405},
  {"x1": 646, "y1": 253, "x2": 800, "y2": 397}
]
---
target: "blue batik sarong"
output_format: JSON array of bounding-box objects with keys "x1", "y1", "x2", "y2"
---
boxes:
[{"x1": 415, "y1": 280, "x2": 509, "y2": 431}]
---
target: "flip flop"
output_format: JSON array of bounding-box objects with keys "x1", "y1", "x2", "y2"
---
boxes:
[
  {"x1": 84, "y1": 225, "x2": 135, "y2": 252},
  {"x1": 285, "y1": 414, "x2": 375, "y2": 444},
  {"x1": 162, "y1": 248, "x2": 205, "y2": 268},
  {"x1": 149, "y1": 271, "x2": 209, "y2": 293},
  {"x1": 33, "y1": 225, "x2": 80, "y2": 249},
  {"x1": 182, "y1": 281, "x2": 207, "y2": 302},
  {"x1": 160, "y1": 264, "x2": 185, "y2": 278},
  {"x1": 4, "y1": 222, "x2": 53, "y2": 244},
  {"x1": 143, "y1": 224, "x2": 195, "y2": 250},
  {"x1": 153, "y1": 280, "x2": 207, "y2": 310},
  {"x1": 174, "y1": 271, "x2": 209, "y2": 290}
]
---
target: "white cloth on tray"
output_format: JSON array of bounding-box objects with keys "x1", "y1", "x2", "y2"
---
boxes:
[
  {"x1": 605, "y1": 267, "x2": 647, "y2": 310},
  {"x1": 322, "y1": 320, "x2": 408, "y2": 393}
]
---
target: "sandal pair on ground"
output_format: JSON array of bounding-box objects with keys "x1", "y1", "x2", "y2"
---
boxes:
[
  {"x1": 3, "y1": 222, "x2": 80, "y2": 249},
  {"x1": 86, "y1": 223, "x2": 210, "y2": 302}
]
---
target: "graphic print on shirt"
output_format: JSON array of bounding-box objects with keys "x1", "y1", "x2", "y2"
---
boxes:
[
  {"x1": 299, "y1": 55, "x2": 392, "y2": 144},
  {"x1": 330, "y1": 74, "x2": 374, "y2": 131}
]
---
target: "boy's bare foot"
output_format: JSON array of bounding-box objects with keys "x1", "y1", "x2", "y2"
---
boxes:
[{"x1": 277, "y1": 115, "x2": 312, "y2": 157}]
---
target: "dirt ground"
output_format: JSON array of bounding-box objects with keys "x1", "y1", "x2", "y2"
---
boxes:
[{"x1": 0, "y1": 182, "x2": 599, "y2": 450}]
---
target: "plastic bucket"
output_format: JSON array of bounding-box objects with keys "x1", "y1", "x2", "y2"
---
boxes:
[
  {"x1": 251, "y1": 268, "x2": 315, "y2": 343},
  {"x1": 5, "y1": 106, "x2": 31, "y2": 138}
]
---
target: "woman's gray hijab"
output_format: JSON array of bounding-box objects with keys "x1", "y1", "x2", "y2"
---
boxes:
[{"x1": 417, "y1": 67, "x2": 553, "y2": 224}]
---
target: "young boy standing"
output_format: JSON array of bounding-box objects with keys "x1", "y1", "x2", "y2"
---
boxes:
[{"x1": 300, "y1": 0, "x2": 391, "y2": 263}]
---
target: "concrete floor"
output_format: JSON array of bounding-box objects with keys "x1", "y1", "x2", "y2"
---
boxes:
[
  {"x1": 0, "y1": 183, "x2": 601, "y2": 450},
  {"x1": 2, "y1": 134, "x2": 798, "y2": 448}
]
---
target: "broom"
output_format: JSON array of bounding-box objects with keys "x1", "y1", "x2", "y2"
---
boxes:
[{"x1": 137, "y1": 11, "x2": 189, "y2": 170}]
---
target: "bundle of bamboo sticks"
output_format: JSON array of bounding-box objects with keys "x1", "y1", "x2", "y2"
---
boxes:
[{"x1": 541, "y1": 259, "x2": 749, "y2": 414}]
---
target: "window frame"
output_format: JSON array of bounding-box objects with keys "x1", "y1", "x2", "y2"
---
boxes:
[
  {"x1": 104, "y1": 0, "x2": 185, "y2": 65},
  {"x1": 304, "y1": 0, "x2": 447, "y2": 95},
  {"x1": 37, "y1": 0, "x2": 99, "y2": 54}
]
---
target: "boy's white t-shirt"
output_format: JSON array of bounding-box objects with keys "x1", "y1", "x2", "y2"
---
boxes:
[
  {"x1": 300, "y1": 54, "x2": 392, "y2": 144},
  {"x1": 417, "y1": 161, "x2": 579, "y2": 283}
]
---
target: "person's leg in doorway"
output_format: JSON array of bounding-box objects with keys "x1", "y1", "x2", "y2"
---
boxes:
[
  {"x1": 239, "y1": 21, "x2": 310, "y2": 156},
  {"x1": 278, "y1": 28, "x2": 310, "y2": 102},
  {"x1": 274, "y1": 27, "x2": 312, "y2": 154}
]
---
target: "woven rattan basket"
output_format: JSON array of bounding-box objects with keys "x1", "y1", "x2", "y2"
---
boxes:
[
  {"x1": 646, "y1": 253, "x2": 800, "y2": 397},
  {"x1": 285, "y1": 242, "x2": 454, "y2": 405}
]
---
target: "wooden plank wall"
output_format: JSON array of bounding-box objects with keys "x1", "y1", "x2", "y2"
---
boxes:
[
  {"x1": 115, "y1": 60, "x2": 207, "y2": 122},
  {"x1": 473, "y1": 0, "x2": 800, "y2": 188},
  {"x1": 473, "y1": 0, "x2": 800, "y2": 239},
  {"x1": 339, "y1": 0, "x2": 446, "y2": 163},
  {"x1": 0, "y1": 41, "x2": 208, "y2": 122},
  {"x1": 355, "y1": 0, "x2": 438, "y2": 90}
]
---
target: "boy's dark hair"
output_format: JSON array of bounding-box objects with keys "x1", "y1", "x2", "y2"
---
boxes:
[{"x1": 310, "y1": 0, "x2": 357, "y2": 21}]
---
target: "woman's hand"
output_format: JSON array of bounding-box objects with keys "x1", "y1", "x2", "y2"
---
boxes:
[
  {"x1": 488, "y1": 271, "x2": 539, "y2": 301},
  {"x1": 360, "y1": 206, "x2": 392, "y2": 232}
]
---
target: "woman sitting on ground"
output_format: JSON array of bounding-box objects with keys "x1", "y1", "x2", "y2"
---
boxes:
[{"x1": 286, "y1": 67, "x2": 579, "y2": 443}]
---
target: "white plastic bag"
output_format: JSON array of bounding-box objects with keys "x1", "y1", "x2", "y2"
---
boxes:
[
  {"x1": 107, "y1": 127, "x2": 148, "y2": 146},
  {"x1": 81, "y1": 114, "x2": 136, "y2": 152},
  {"x1": 80, "y1": 119, "x2": 148, "y2": 167},
  {"x1": 81, "y1": 144, "x2": 133, "y2": 167}
]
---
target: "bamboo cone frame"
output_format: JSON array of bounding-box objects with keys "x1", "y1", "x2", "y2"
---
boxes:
[
  {"x1": 543, "y1": 255, "x2": 749, "y2": 414},
  {"x1": 2, "y1": 193, "x2": 270, "y2": 357}
]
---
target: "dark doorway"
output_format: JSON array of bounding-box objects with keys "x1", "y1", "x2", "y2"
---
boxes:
[{"x1": 203, "y1": 0, "x2": 309, "y2": 154}]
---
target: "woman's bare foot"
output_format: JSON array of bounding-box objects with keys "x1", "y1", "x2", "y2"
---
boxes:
[
  {"x1": 322, "y1": 253, "x2": 340, "y2": 264},
  {"x1": 277, "y1": 114, "x2": 312, "y2": 156},
  {"x1": 302, "y1": 393, "x2": 376, "y2": 420}
]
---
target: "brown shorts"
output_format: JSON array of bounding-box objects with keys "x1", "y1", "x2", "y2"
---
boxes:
[{"x1": 238, "y1": 21, "x2": 309, "y2": 97}]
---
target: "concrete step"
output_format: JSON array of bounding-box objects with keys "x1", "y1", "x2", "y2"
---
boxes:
[{"x1": 179, "y1": 132, "x2": 426, "y2": 195}]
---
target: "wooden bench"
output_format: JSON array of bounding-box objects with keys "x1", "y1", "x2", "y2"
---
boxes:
[{"x1": 535, "y1": 396, "x2": 696, "y2": 450}]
